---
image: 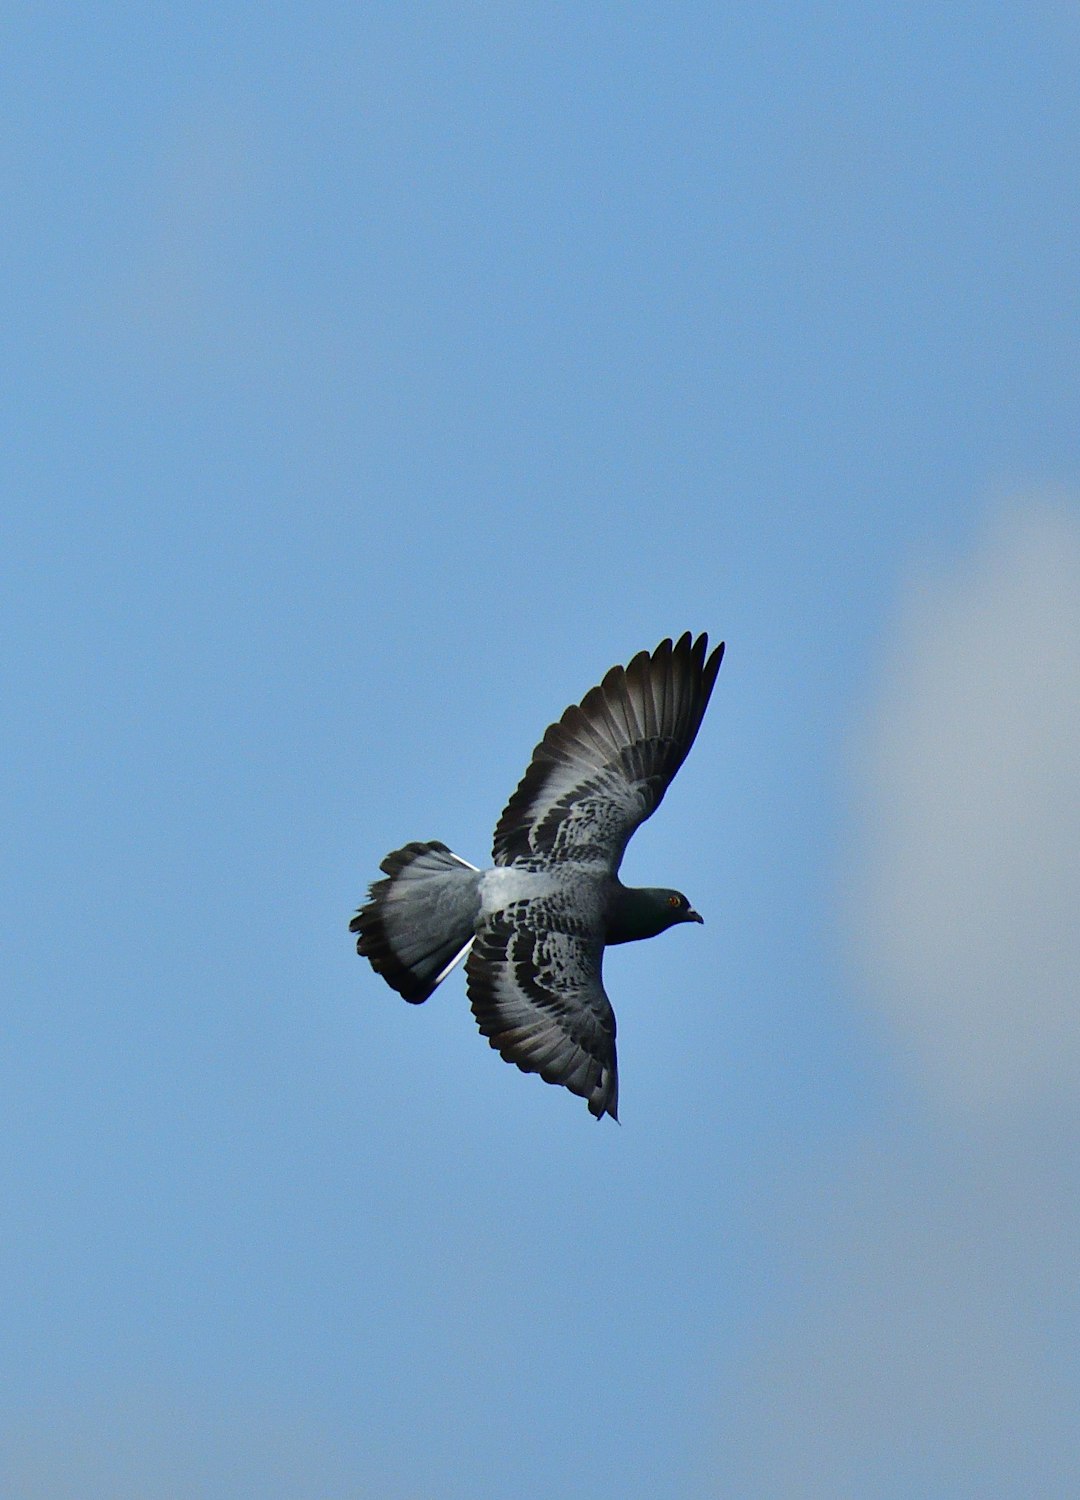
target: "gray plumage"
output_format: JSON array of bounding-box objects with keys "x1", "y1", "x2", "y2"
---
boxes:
[{"x1": 351, "y1": 632, "x2": 724, "y2": 1121}]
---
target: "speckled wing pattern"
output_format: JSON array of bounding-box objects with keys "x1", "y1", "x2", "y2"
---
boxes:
[
  {"x1": 492, "y1": 632, "x2": 725, "y2": 871},
  {"x1": 468, "y1": 633, "x2": 723, "y2": 1120},
  {"x1": 466, "y1": 894, "x2": 618, "y2": 1121}
]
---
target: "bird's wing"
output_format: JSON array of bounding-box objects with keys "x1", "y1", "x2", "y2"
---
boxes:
[
  {"x1": 466, "y1": 897, "x2": 618, "y2": 1121},
  {"x1": 492, "y1": 632, "x2": 724, "y2": 871}
]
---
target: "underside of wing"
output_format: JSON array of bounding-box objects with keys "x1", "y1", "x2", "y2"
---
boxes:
[
  {"x1": 492, "y1": 632, "x2": 724, "y2": 870},
  {"x1": 466, "y1": 904, "x2": 618, "y2": 1121}
]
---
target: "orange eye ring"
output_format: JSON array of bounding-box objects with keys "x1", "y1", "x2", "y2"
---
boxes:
[{"x1": 668, "y1": 894, "x2": 681, "y2": 908}]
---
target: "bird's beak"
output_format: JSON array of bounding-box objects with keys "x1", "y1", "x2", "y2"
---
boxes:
[{"x1": 688, "y1": 909, "x2": 704, "y2": 924}]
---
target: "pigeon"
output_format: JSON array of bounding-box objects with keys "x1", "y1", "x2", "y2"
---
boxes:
[{"x1": 350, "y1": 632, "x2": 724, "y2": 1121}]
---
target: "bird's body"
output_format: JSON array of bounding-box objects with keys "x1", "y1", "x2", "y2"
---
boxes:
[{"x1": 351, "y1": 632, "x2": 724, "y2": 1120}]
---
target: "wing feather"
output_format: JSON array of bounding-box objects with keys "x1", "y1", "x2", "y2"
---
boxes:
[
  {"x1": 466, "y1": 902, "x2": 618, "y2": 1121},
  {"x1": 492, "y1": 633, "x2": 724, "y2": 870}
]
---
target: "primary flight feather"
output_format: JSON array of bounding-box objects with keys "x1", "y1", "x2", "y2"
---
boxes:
[{"x1": 350, "y1": 632, "x2": 724, "y2": 1121}]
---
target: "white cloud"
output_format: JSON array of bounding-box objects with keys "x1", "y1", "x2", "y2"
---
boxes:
[
  {"x1": 709, "y1": 503, "x2": 1080, "y2": 1498},
  {"x1": 845, "y1": 500, "x2": 1080, "y2": 1112}
]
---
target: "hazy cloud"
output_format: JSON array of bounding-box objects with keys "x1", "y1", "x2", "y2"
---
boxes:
[
  {"x1": 712, "y1": 1134, "x2": 1080, "y2": 1500},
  {"x1": 711, "y1": 502, "x2": 1080, "y2": 1498},
  {"x1": 0, "y1": 1392, "x2": 418, "y2": 1500},
  {"x1": 107, "y1": 95, "x2": 270, "y2": 351},
  {"x1": 846, "y1": 501, "x2": 1080, "y2": 1113}
]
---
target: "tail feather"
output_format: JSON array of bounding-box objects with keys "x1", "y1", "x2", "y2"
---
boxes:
[{"x1": 351, "y1": 841, "x2": 483, "y2": 1003}]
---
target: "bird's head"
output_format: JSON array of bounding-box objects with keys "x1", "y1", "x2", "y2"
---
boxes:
[
  {"x1": 657, "y1": 888, "x2": 704, "y2": 931},
  {"x1": 608, "y1": 885, "x2": 704, "y2": 944}
]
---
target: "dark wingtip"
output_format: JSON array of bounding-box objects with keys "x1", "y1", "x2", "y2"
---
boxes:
[{"x1": 667, "y1": 633, "x2": 724, "y2": 676}]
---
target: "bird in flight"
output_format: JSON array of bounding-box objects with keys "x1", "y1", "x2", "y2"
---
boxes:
[{"x1": 351, "y1": 633, "x2": 724, "y2": 1121}]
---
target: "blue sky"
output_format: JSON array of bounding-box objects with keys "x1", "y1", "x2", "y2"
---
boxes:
[{"x1": 3, "y1": 6, "x2": 1079, "y2": 1497}]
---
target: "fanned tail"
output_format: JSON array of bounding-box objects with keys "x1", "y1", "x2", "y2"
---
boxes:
[{"x1": 350, "y1": 841, "x2": 483, "y2": 1003}]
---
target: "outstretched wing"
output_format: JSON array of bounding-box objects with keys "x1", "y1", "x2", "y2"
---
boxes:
[
  {"x1": 466, "y1": 899, "x2": 618, "y2": 1121},
  {"x1": 492, "y1": 632, "x2": 724, "y2": 871}
]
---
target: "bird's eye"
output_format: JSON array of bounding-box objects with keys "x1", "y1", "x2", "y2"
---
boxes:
[{"x1": 669, "y1": 894, "x2": 681, "y2": 908}]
